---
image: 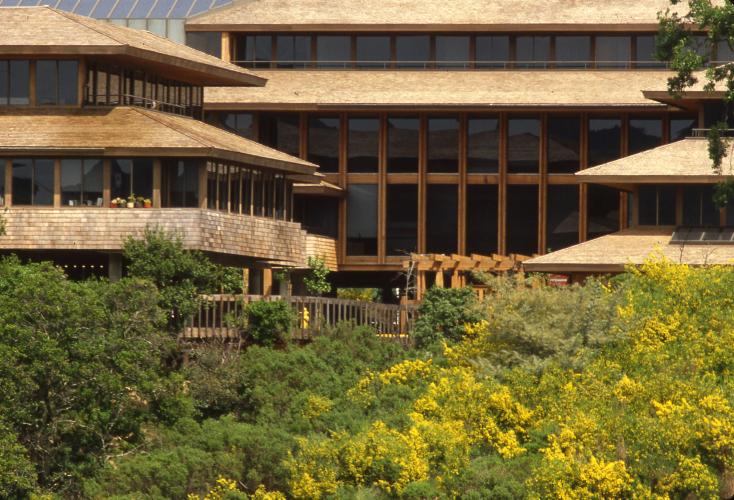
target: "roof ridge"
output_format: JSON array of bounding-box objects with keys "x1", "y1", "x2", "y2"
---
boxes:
[
  {"x1": 49, "y1": 7, "x2": 126, "y2": 47},
  {"x1": 129, "y1": 107, "x2": 213, "y2": 150}
]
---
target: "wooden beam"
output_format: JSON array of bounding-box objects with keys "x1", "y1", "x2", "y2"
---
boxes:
[{"x1": 262, "y1": 268, "x2": 273, "y2": 297}]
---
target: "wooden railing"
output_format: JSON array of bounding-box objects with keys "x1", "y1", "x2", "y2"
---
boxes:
[{"x1": 182, "y1": 295, "x2": 418, "y2": 345}]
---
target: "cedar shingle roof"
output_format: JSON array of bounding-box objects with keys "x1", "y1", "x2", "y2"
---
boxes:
[
  {"x1": 0, "y1": 6, "x2": 265, "y2": 86},
  {"x1": 0, "y1": 107, "x2": 317, "y2": 175},
  {"x1": 524, "y1": 228, "x2": 734, "y2": 273},
  {"x1": 188, "y1": 0, "x2": 691, "y2": 30},
  {"x1": 204, "y1": 70, "x2": 672, "y2": 110}
]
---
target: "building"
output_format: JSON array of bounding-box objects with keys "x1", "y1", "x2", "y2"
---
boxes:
[
  {"x1": 177, "y1": 0, "x2": 729, "y2": 290},
  {"x1": 0, "y1": 6, "x2": 328, "y2": 289}
]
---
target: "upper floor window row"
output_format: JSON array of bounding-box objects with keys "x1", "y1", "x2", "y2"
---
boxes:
[
  {"x1": 225, "y1": 33, "x2": 715, "y2": 70},
  {"x1": 0, "y1": 60, "x2": 78, "y2": 106}
]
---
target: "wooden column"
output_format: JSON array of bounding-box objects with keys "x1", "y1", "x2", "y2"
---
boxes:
[
  {"x1": 418, "y1": 114, "x2": 427, "y2": 253},
  {"x1": 498, "y1": 112, "x2": 508, "y2": 254},
  {"x1": 538, "y1": 113, "x2": 548, "y2": 255},
  {"x1": 263, "y1": 268, "x2": 273, "y2": 296},
  {"x1": 77, "y1": 58, "x2": 86, "y2": 107},
  {"x1": 221, "y1": 32, "x2": 232, "y2": 63},
  {"x1": 53, "y1": 159, "x2": 61, "y2": 208},
  {"x1": 435, "y1": 270, "x2": 444, "y2": 288},
  {"x1": 458, "y1": 113, "x2": 468, "y2": 255},
  {"x1": 579, "y1": 113, "x2": 588, "y2": 243},
  {"x1": 378, "y1": 113, "x2": 387, "y2": 263},
  {"x1": 28, "y1": 61, "x2": 36, "y2": 107},
  {"x1": 102, "y1": 159, "x2": 111, "y2": 207},
  {"x1": 579, "y1": 183, "x2": 588, "y2": 242},
  {"x1": 152, "y1": 159, "x2": 162, "y2": 208},
  {"x1": 242, "y1": 268, "x2": 250, "y2": 295},
  {"x1": 4, "y1": 159, "x2": 11, "y2": 207},
  {"x1": 199, "y1": 162, "x2": 208, "y2": 209}
]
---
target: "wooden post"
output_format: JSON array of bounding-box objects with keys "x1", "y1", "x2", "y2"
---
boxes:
[
  {"x1": 263, "y1": 268, "x2": 273, "y2": 297},
  {"x1": 242, "y1": 268, "x2": 250, "y2": 295},
  {"x1": 152, "y1": 159, "x2": 162, "y2": 208},
  {"x1": 199, "y1": 162, "x2": 208, "y2": 209},
  {"x1": 102, "y1": 159, "x2": 111, "y2": 207},
  {"x1": 53, "y1": 159, "x2": 61, "y2": 208},
  {"x1": 435, "y1": 269, "x2": 444, "y2": 288},
  {"x1": 221, "y1": 32, "x2": 232, "y2": 63}
]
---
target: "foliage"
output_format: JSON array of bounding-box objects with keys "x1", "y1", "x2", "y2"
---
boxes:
[
  {"x1": 241, "y1": 299, "x2": 296, "y2": 346},
  {"x1": 303, "y1": 256, "x2": 331, "y2": 296},
  {"x1": 412, "y1": 286, "x2": 487, "y2": 348},
  {"x1": 220, "y1": 266, "x2": 245, "y2": 294},
  {"x1": 337, "y1": 287, "x2": 382, "y2": 302}
]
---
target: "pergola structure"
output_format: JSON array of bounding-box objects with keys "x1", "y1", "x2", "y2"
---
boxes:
[{"x1": 402, "y1": 252, "x2": 531, "y2": 300}]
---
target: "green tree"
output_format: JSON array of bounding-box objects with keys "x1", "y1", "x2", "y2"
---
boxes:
[
  {"x1": 303, "y1": 256, "x2": 331, "y2": 296},
  {"x1": 412, "y1": 287, "x2": 487, "y2": 348}
]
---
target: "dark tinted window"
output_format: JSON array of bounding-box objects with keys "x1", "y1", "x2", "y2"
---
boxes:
[
  {"x1": 670, "y1": 117, "x2": 696, "y2": 141},
  {"x1": 12, "y1": 159, "x2": 53, "y2": 206},
  {"x1": 356, "y1": 36, "x2": 391, "y2": 68},
  {"x1": 259, "y1": 113, "x2": 299, "y2": 156},
  {"x1": 347, "y1": 184, "x2": 378, "y2": 255},
  {"x1": 435, "y1": 36, "x2": 470, "y2": 68},
  {"x1": 276, "y1": 35, "x2": 312, "y2": 68},
  {"x1": 348, "y1": 117, "x2": 379, "y2": 173},
  {"x1": 596, "y1": 36, "x2": 631, "y2": 68},
  {"x1": 11, "y1": 159, "x2": 32, "y2": 205},
  {"x1": 386, "y1": 184, "x2": 418, "y2": 255},
  {"x1": 588, "y1": 118, "x2": 621, "y2": 167},
  {"x1": 234, "y1": 35, "x2": 272, "y2": 68},
  {"x1": 587, "y1": 185, "x2": 620, "y2": 238},
  {"x1": 316, "y1": 36, "x2": 351, "y2": 68},
  {"x1": 61, "y1": 158, "x2": 103, "y2": 206},
  {"x1": 683, "y1": 185, "x2": 719, "y2": 226},
  {"x1": 555, "y1": 36, "x2": 591, "y2": 68},
  {"x1": 548, "y1": 116, "x2": 581, "y2": 173},
  {"x1": 396, "y1": 36, "x2": 430, "y2": 68},
  {"x1": 427, "y1": 117, "x2": 459, "y2": 173},
  {"x1": 467, "y1": 116, "x2": 499, "y2": 173},
  {"x1": 217, "y1": 112, "x2": 255, "y2": 139},
  {"x1": 36, "y1": 60, "x2": 58, "y2": 105},
  {"x1": 294, "y1": 195, "x2": 338, "y2": 237},
  {"x1": 0, "y1": 61, "x2": 7, "y2": 105},
  {"x1": 111, "y1": 159, "x2": 153, "y2": 200},
  {"x1": 186, "y1": 32, "x2": 222, "y2": 58},
  {"x1": 58, "y1": 60, "x2": 78, "y2": 105},
  {"x1": 636, "y1": 35, "x2": 665, "y2": 68},
  {"x1": 9, "y1": 60, "x2": 29, "y2": 105},
  {"x1": 516, "y1": 36, "x2": 550, "y2": 68},
  {"x1": 426, "y1": 184, "x2": 457, "y2": 254},
  {"x1": 547, "y1": 185, "x2": 579, "y2": 251},
  {"x1": 629, "y1": 118, "x2": 663, "y2": 155},
  {"x1": 638, "y1": 185, "x2": 676, "y2": 225},
  {"x1": 506, "y1": 185, "x2": 538, "y2": 255},
  {"x1": 475, "y1": 36, "x2": 509, "y2": 68},
  {"x1": 466, "y1": 184, "x2": 498, "y2": 254},
  {"x1": 507, "y1": 117, "x2": 540, "y2": 173},
  {"x1": 717, "y1": 39, "x2": 734, "y2": 63},
  {"x1": 308, "y1": 116, "x2": 340, "y2": 173},
  {"x1": 387, "y1": 116, "x2": 419, "y2": 173},
  {"x1": 164, "y1": 159, "x2": 199, "y2": 208},
  {"x1": 34, "y1": 159, "x2": 54, "y2": 206}
]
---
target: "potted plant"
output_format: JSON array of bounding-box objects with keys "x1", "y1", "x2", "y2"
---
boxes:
[
  {"x1": 127, "y1": 195, "x2": 135, "y2": 209},
  {"x1": 143, "y1": 198, "x2": 152, "y2": 208},
  {"x1": 110, "y1": 198, "x2": 117, "y2": 208},
  {"x1": 135, "y1": 196, "x2": 144, "y2": 208}
]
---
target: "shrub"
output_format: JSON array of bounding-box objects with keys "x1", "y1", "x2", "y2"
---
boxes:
[
  {"x1": 303, "y1": 256, "x2": 331, "y2": 296},
  {"x1": 244, "y1": 300, "x2": 296, "y2": 346},
  {"x1": 412, "y1": 287, "x2": 487, "y2": 348}
]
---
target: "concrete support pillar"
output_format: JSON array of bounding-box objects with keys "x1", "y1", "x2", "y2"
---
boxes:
[{"x1": 108, "y1": 253, "x2": 122, "y2": 282}]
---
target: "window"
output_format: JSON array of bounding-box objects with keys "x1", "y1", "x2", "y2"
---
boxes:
[
  {"x1": 0, "y1": 60, "x2": 30, "y2": 105},
  {"x1": 308, "y1": 116, "x2": 340, "y2": 173},
  {"x1": 348, "y1": 117, "x2": 379, "y2": 173},
  {"x1": 716, "y1": 39, "x2": 734, "y2": 63},
  {"x1": 426, "y1": 184, "x2": 458, "y2": 254},
  {"x1": 588, "y1": 118, "x2": 621, "y2": 167},
  {"x1": 548, "y1": 116, "x2": 581, "y2": 173},
  {"x1": 218, "y1": 112, "x2": 255, "y2": 139},
  {"x1": 628, "y1": 118, "x2": 663, "y2": 155},
  {"x1": 396, "y1": 36, "x2": 430, "y2": 68},
  {"x1": 234, "y1": 35, "x2": 272, "y2": 68},
  {"x1": 466, "y1": 184, "x2": 498, "y2": 255},
  {"x1": 356, "y1": 36, "x2": 391, "y2": 69},
  {"x1": 467, "y1": 116, "x2": 499, "y2": 173},
  {"x1": 347, "y1": 184, "x2": 378, "y2": 255},
  {"x1": 506, "y1": 185, "x2": 538, "y2": 255},
  {"x1": 164, "y1": 159, "x2": 199, "y2": 208},
  {"x1": 547, "y1": 185, "x2": 579, "y2": 251},
  {"x1": 386, "y1": 184, "x2": 418, "y2": 255},
  {"x1": 427, "y1": 116, "x2": 459, "y2": 173},
  {"x1": 61, "y1": 159, "x2": 103, "y2": 206},
  {"x1": 316, "y1": 36, "x2": 351, "y2": 68},
  {"x1": 387, "y1": 116, "x2": 419, "y2": 173},
  {"x1": 638, "y1": 185, "x2": 676, "y2": 225},
  {"x1": 555, "y1": 36, "x2": 591, "y2": 68},
  {"x1": 683, "y1": 185, "x2": 719, "y2": 226},
  {"x1": 34, "y1": 60, "x2": 78, "y2": 106},
  {"x1": 475, "y1": 36, "x2": 509, "y2": 68},
  {"x1": 185, "y1": 32, "x2": 222, "y2": 58},
  {"x1": 111, "y1": 159, "x2": 153, "y2": 200},
  {"x1": 635, "y1": 35, "x2": 665, "y2": 68},
  {"x1": 587, "y1": 185, "x2": 620, "y2": 239},
  {"x1": 12, "y1": 159, "x2": 53, "y2": 206},
  {"x1": 276, "y1": 35, "x2": 312, "y2": 68},
  {"x1": 596, "y1": 36, "x2": 631, "y2": 68},
  {"x1": 294, "y1": 195, "x2": 338, "y2": 237},
  {"x1": 259, "y1": 113, "x2": 300, "y2": 157},
  {"x1": 516, "y1": 36, "x2": 550, "y2": 68},
  {"x1": 435, "y1": 36, "x2": 470, "y2": 68},
  {"x1": 507, "y1": 117, "x2": 540, "y2": 173},
  {"x1": 670, "y1": 117, "x2": 696, "y2": 142}
]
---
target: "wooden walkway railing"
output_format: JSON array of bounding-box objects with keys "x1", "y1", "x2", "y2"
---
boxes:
[{"x1": 182, "y1": 295, "x2": 418, "y2": 345}]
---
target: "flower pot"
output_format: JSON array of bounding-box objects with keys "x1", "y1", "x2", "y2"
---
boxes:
[
  {"x1": 126, "y1": 202, "x2": 135, "y2": 208},
  {"x1": 144, "y1": 202, "x2": 152, "y2": 208}
]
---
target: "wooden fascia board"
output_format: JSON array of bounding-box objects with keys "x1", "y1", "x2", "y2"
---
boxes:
[
  {"x1": 186, "y1": 23, "x2": 665, "y2": 32},
  {"x1": 522, "y1": 262, "x2": 628, "y2": 273},
  {"x1": 575, "y1": 175, "x2": 725, "y2": 184},
  {"x1": 202, "y1": 102, "x2": 667, "y2": 112}
]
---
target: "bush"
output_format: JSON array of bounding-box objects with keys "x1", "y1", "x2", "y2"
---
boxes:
[
  {"x1": 412, "y1": 287, "x2": 487, "y2": 348},
  {"x1": 243, "y1": 299, "x2": 296, "y2": 346}
]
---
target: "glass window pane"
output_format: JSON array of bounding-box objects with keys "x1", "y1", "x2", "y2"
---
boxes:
[
  {"x1": 435, "y1": 36, "x2": 469, "y2": 69},
  {"x1": 61, "y1": 159, "x2": 82, "y2": 206},
  {"x1": 555, "y1": 36, "x2": 591, "y2": 68},
  {"x1": 218, "y1": 164, "x2": 228, "y2": 211},
  {"x1": 548, "y1": 116, "x2": 581, "y2": 173},
  {"x1": 12, "y1": 159, "x2": 32, "y2": 205},
  {"x1": 636, "y1": 35, "x2": 665, "y2": 68},
  {"x1": 716, "y1": 39, "x2": 734, "y2": 63},
  {"x1": 507, "y1": 117, "x2": 540, "y2": 173},
  {"x1": 356, "y1": 36, "x2": 390, "y2": 69},
  {"x1": 9, "y1": 60, "x2": 29, "y2": 105},
  {"x1": 588, "y1": 118, "x2": 621, "y2": 167},
  {"x1": 0, "y1": 61, "x2": 7, "y2": 105},
  {"x1": 259, "y1": 113, "x2": 299, "y2": 156},
  {"x1": 426, "y1": 184, "x2": 457, "y2": 254},
  {"x1": 638, "y1": 185, "x2": 657, "y2": 225},
  {"x1": 396, "y1": 35, "x2": 430, "y2": 69},
  {"x1": 218, "y1": 112, "x2": 255, "y2": 139},
  {"x1": 149, "y1": 0, "x2": 176, "y2": 17},
  {"x1": 133, "y1": 159, "x2": 153, "y2": 200},
  {"x1": 308, "y1": 116, "x2": 340, "y2": 173},
  {"x1": 467, "y1": 116, "x2": 499, "y2": 173},
  {"x1": 506, "y1": 185, "x2": 538, "y2": 255},
  {"x1": 58, "y1": 60, "x2": 78, "y2": 105},
  {"x1": 587, "y1": 185, "x2": 620, "y2": 239},
  {"x1": 83, "y1": 159, "x2": 103, "y2": 206},
  {"x1": 34, "y1": 159, "x2": 54, "y2": 206},
  {"x1": 683, "y1": 185, "x2": 718, "y2": 226},
  {"x1": 596, "y1": 36, "x2": 631, "y2": 68},
  {"x1": 294, "y1": 195, "x2": 338, "y2": 238},
  {"x1": 276, "y1": 35, "x2": 311, "y2": 68},
  {"x1": 475, "y1": 36, "x2": 509, "y2": 68},
  {"x1": 466, "y1": 184, "x2": 498, "y2": 255},
  {"x1": 670, "y1": 117, "x2": 696, "y2": 142},
  {"x1": 186, "y1": 32, "x2": 222, "y2": 58},
  {"x1": 659, "y1": 186, "x2": 676, "y2": 225},
  {"x1": 387, "y1": 117, "x2": 419, "y2": 173},
  {"x1": 347, "y1": 184, "x2": 378, "y2": 255},
  {"x1": 386, "y1": 184, "x2": 418, "y2": 255},
  {"x1": 348, "y1": 117, "x2": 379, "y2": 173},
  {"x1": 111, "y1": 159, "x2": 132, "y2": 200},
  {"x1": 547, "y1": 185, "x2": 579, "y2": 252},
  {"x1": 36, "y1": 61, "x2": 57, "y2": 105},
  {"x1": 234, "y1": 35, "x2": 271, "y2": 68},
  {"x1": 629, "y1": 118, "x2": 663, "y2": 155},
  {"x1": 516, "y1": 36, "x2": 550, "y2": 69},
  {"x1": 427, "y1": 116, "x2": 459, "y2": 173},
  {"x1": 316, "y1": 36, "x2": 351, "y2": 68}
]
